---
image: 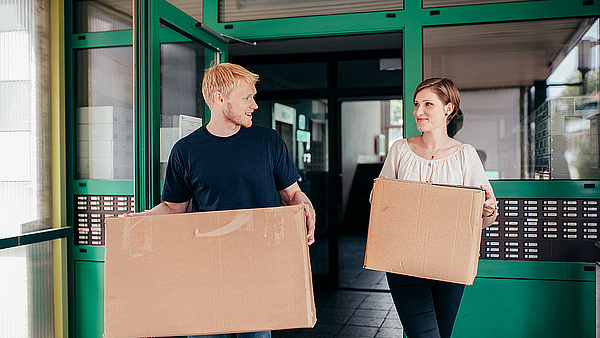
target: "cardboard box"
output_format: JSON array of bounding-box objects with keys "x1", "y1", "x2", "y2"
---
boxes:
[
  {"x1": 104, "y1": 204, "x2": 316, "y2": 337},
  {"x1": 364, "y1": 179, "x2": 485, "y2": 285}
]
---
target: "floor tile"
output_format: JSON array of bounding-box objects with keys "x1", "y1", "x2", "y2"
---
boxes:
[{"x1": 336, "y1": 324, "x2": 379, "y2": 337}]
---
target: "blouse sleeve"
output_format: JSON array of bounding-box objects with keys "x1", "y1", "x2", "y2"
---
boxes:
[
  {"x1": 462, "y1": 144, "x2": 495, "y2": 199},
  {"x1": 379, "y1": 139, "x2": 403, "y2": 179}
]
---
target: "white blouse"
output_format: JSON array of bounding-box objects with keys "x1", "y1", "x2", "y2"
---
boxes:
[{"x1": 380, "y1": 138, "x2": 494, "y2": 195}]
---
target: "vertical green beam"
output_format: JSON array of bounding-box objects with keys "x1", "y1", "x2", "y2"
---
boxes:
[
  {"x1": 403, "y1": 0, "x2": 422, "y2": 139},
  {"x1": 204, "y1": 0, "x2": 226, "y2": 123},
  {"x1": 134, "y1": 0, "x2": 148, "y2": 211},
  {"x1": 134, "y1": 0, "x2": 161, "y2": 211},
  {"x1": 203, "y1": 0, "x2": 219, "y2": 29},
  {"x1": 149, "y1": 5, "x2": 162, "y2": 208}
]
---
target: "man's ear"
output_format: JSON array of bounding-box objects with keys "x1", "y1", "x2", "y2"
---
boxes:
[{"x1": 213, "y1": 90, "x2": 225, "y2": 107}]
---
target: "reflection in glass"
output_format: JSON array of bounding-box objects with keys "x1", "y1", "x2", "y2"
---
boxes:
[
  {"x1": 423, "y1": 17, "x2": 599, "y2": 180},
  {"x1": 159, "y1": 42, "x2": 210, "y2": 180},
  {"x1": 540, "y1": 20, "x2": 600, "y2": 179},
  {"x1": 75, "y1": 47, "x2": 134, "y2": 180},
  {"x1": 75, "y1": 0, "x2": 133, "y2": 33}
]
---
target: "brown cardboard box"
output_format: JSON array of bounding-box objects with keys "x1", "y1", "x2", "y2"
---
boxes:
[
  {"x1": 364, "y1": 179, "x2": 485, "y2": 285},
  {"x1": 104, "y1": 204, "x2": 316, "y2": 337}
]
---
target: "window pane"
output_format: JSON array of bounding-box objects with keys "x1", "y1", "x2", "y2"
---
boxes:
[
  {"x1": 75, "y1": 47, "x2": 134, "y2": 180},
  {"x1": 0, "y1": 242, "x2": 54, "y2": 337},
  {"x1": 220, "y1": 0, "x2": 402, "y2": 22},
  {"x1": 159, "y1": 41, "x2": 211, "y2": 180},
  {"x1": 423, "y1": 17, "x2": 599, "y2": 180},
  {"x1": 542, "y1": 20, "x2": 600, "y2": 179},
  {"x1": 1, "y1": 0, "x2": 52, "y2": 237},
  {"x1": 74, "y1": 0, "x2": 133, "y2": 33}
]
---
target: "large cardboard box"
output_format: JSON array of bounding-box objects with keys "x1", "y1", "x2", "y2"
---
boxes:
[
  {"x1": 364, "y1": 179, "x2": 485, "y2": 285},
  {"x1": 104, "y1": 204, "x2": 316, "y2": 337}
]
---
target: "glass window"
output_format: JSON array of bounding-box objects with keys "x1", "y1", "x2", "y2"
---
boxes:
[
  {"x1": 75, "y1": 0, "x2": 133, "y2": 33},
  {"x1": 220, "y1": 0, "x2": 402, "y2": 22},
  {"x1": 0, "y1": 243, "x2": 54, "y2": 337},
  {"x1": 541, "y1": 20, "x2": 600, "y2": 179},
  {"x1": 423, "y1": 17, "x2": 599, "y2": 180},
  {"x1": 1, "y1": 1, "x2": 53, "y2": 335},
  {"x1": 75, "y1": 47, "x2": 134, "y2": 180},
  {"x1": 159, "y1": 41, "x2": 210, "y2": 179}
]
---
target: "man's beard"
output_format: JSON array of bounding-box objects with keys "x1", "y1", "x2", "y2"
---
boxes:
[{"x1": 223, "y1": 102, "x2": 252, "y2": 128}]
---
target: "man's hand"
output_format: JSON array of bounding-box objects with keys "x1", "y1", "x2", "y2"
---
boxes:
[
  {"x1": 279, "y1": 182, "x2": 316, "y2": 246},
  {"x1": 302, "y1": 202, "x2": 316, "y2": 245}
]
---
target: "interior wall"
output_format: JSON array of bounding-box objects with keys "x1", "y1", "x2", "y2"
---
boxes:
[
  {"x1": 341, "y1": 101, "x2": 382, "y2": 214},
  {"x1": 456, "y1": 88, "x2": 521, "y2": 178}
]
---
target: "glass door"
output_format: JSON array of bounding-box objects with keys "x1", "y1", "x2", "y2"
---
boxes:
[
  {"x1": 135, "y1": 0, "x2": 228, "y2": 210},
  {"x1": 158, "y1": 27, "x2": 218, "y2": 181}
]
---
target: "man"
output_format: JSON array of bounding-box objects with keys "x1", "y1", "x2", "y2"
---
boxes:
[{"x1": 128, "y1": 62, "x2": 316, "y2": 338}]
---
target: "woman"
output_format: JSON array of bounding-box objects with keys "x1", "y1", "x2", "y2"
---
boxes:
[{"x1": 379, "y1": 78, "x2": 497, "y2": 338}]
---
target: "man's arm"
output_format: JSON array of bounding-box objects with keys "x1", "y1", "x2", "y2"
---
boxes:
[
  {"x1": 124, "y1": 200, "x2": 190, "y2": 217},
  {"x1": 278, "y1": 182, "x2": 316, "y2": 245}
]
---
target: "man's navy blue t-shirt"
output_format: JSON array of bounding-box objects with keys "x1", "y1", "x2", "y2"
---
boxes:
[{"x1": 162, "y1": 124, "x2": 300, "y2": 212}]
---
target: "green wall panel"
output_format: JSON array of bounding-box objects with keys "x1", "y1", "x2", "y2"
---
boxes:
[
  {"x1": 75, "y1": 261, "x2": 104, "y2": 338},
  {"x1": 455, "y1": 277, "x2": 595, "y2": 338}
]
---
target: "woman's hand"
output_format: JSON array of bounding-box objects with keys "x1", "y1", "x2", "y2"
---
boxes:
[
  {"x1": 480, "y1": 185, "x2": 497, "y2": 227},
  {"x1": 481, "y1": 185, "x2": 496, "y2": 217}
]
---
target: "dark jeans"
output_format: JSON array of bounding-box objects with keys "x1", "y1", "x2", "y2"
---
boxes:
[{"x1": 386, "y1": 273, "x2": 465, "y2": 338}]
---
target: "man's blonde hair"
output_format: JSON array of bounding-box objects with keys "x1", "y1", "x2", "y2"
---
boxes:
[{"x1": 202, "y1": 62, "x2": 259, "y2": 108}]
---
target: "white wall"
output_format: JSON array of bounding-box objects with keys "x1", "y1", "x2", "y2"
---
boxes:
[{"x1": 341, "y1": 101, "x2": 382, "y2": 213}]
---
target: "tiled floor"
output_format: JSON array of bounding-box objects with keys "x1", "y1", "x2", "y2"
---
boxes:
[
  {"x1": 272, "y1": 288, "x2": 402, "y2": 338},
  {"x1": 272, "y1": 235, "x2": 404, "y2": 338}
]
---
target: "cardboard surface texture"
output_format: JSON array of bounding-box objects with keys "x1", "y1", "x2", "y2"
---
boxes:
[
  {"x1": 104, "y1": 204, "x2": 316, "y2": 337},
  {"x1": 365, "y1": 179, "x2": 485, "y2": 285}
]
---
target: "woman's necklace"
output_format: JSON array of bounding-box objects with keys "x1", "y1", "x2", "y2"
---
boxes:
[{"x1": 421, "y1": 136, "x2": 449, "y2": 159}]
